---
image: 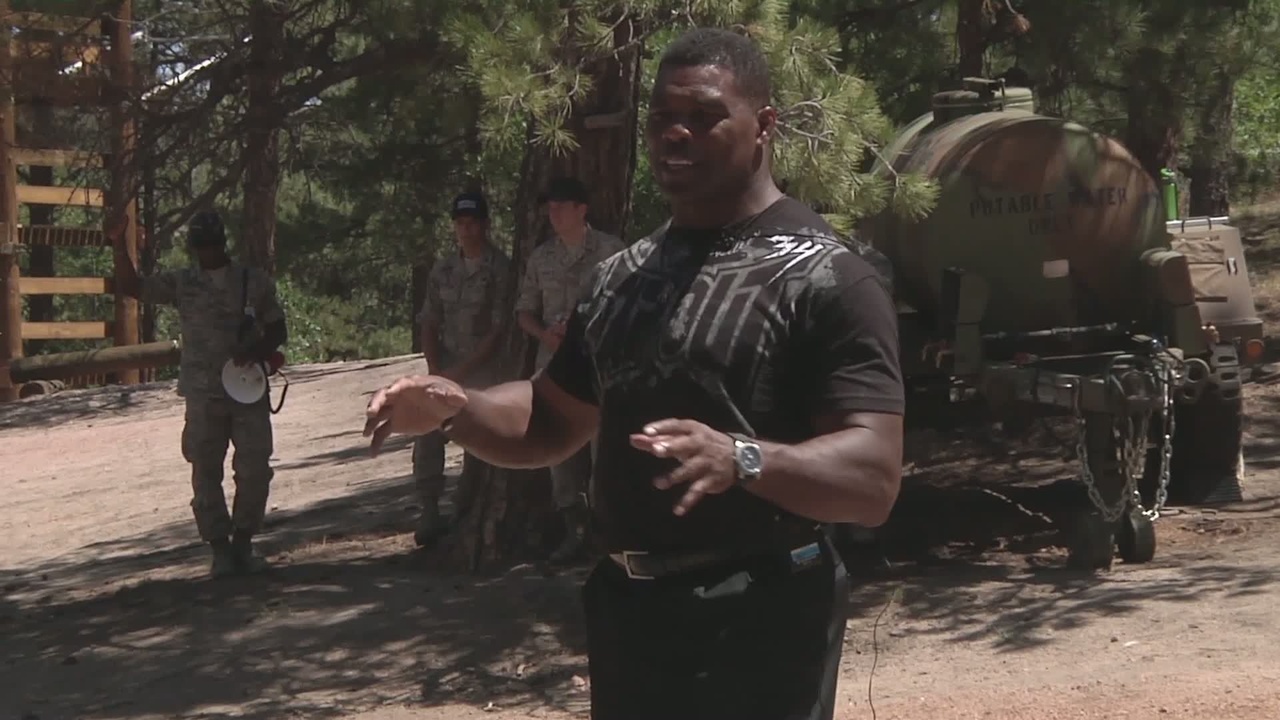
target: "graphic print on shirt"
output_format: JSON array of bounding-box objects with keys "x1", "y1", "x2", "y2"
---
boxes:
[{"x1": 577, "y1": 218, "x2": 855, "y2": 432}]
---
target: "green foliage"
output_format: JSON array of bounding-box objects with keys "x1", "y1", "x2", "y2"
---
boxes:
[
  {"x1": 19, "y1": 0, "x2": 1280, "y2": 374},
  {"x1": 451, "y1": 0, "x2": 937, "y2": 240},
  {"x1": 1236, "y1": 64, "x2": 1280, "y2": 197},
  {"x1": 274, "y1": 276, "x2": 411, "y2": 364}
]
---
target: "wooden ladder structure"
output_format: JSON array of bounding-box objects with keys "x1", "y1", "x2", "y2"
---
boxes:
[{"x1": 0, "y1": 0, "x2": 140, "y2": 401}]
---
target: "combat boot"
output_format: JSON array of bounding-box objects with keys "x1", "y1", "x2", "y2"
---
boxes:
[
  {"x1": 414, "y1": 498, "x2": 447, "y2": 548},
  {"x1": 548, "y1": 504, "x2": 588, "y2": 565},
  {"x1": 231, "y1": 529, "x2": 269, "y2": 574},
  {"x1": 209, "y1": 538, "x2": 238, "y2": 578}
]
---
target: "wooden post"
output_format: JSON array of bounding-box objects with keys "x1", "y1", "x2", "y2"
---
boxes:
[
  {"x1": 108, "y1": 0, "x2": 139, "y2": 384},
  {"x1": 26, "y1": 101, "x2": 55, "y2": 356},
  {"x1": 0, "y1": 0, "x2": 22, "y2": 402}
]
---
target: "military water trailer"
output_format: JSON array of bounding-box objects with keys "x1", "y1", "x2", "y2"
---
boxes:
[{"x1": 856, "y1": 78, "x2": 1266, "y2": 571}]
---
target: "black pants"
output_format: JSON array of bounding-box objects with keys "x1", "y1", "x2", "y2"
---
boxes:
[{"x1": 581, "y1": 538, "x2": 849, "y2": 720}]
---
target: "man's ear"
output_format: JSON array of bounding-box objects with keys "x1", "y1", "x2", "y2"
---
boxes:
[{"x1": 757, "y1": 105, "x2": 778, "y2": 146}]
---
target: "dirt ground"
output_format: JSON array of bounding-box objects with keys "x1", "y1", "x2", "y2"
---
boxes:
[{"x1": 5, "y1": 206, "x2": 1280, "y2": 719}]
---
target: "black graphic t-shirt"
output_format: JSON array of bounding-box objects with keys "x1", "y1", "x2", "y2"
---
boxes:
[{"x1": 544, "y1": 196, "x2": 904, "y2": 553}]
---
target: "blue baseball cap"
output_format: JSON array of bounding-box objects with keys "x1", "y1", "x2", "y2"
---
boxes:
[{"x1": 451, "y1": 192, "x2": 489, "y2": 220}]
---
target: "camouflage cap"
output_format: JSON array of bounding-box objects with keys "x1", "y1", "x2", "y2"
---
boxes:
[{"x1": 188, "y1": 210, "x2": 227, "y2": 248}]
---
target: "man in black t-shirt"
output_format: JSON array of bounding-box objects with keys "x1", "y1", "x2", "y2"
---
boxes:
[{"x1": 364, "y1": 27, "x2": 904, "y2": 720}]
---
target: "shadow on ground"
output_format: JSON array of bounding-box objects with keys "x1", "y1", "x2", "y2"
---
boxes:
[
  {"x1": 4, "y1": 393, "x2": 1280, "y2": 718},
  {"x1": 0, "y1": 381, "x2": 178, "y2": 431},
  {"x1": 844, "y1": 478, "x2": 1278, "y2": 653},
  {"x1": 1, "y1": 461, "x2": 590, "y2": 720}
]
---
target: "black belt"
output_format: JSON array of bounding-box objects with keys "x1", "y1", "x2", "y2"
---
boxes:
[{"x1": 608, "y1": 533, "x2": 829, "y2": 581}]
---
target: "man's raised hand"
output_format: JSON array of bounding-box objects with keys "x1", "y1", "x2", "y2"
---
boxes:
[{"x1": 363, "y1": 375, "x2": 468, "y2": 457}]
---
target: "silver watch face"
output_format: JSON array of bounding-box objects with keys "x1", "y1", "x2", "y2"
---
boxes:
[{"x1": 738, "y1": 442, "x2": 763, "y2": 475}]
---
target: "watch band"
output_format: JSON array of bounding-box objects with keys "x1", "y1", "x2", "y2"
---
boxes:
[{"x1": 727, "y1": 432, "x2": 762, "y2": 486}]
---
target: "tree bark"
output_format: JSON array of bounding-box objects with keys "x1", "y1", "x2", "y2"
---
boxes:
[
  {"x1": 544, "y1": 20, "x2": 644, "y2": 238},
  {"x1": 1187, "y1": 66, "x2": 1235, "y2": 218},
  {"x1": 241, "y1": 0, "x2": 286, "y2": 274},
  {"x1": 955, "y1": 0, "x2": 987, "y2": 79},
  {"x1": 1124, "y1": 48, "x2": 1186, "y2": 182},
  {"x1": 445, "y1": 18, "x2": 644, "y2": 573},
  {"x1": 1125, "y1": 95, "x2": 1181, "y2": 182}
]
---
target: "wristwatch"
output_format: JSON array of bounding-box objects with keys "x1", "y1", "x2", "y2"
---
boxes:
[{"x1": 727, "y1": 432, "x2": 763, "y2": 486}]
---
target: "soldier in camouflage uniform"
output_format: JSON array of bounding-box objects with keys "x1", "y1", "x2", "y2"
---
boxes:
[
  {"x1": 516, "y1": 177, "x2": 625, "y2": 563},
  {"x1": 413, "y1": 191, "x2": 513, "y2": 546},
  {"x1": 123, "y1": 211, "x2": 288, "y2": 578}
]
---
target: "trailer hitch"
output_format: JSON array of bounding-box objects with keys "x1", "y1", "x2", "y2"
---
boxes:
[
  {"x1": 1176, "y1": 357, "x2": 1211, "y2": 403},
  {"x1": 1104, "y1": 354, "x2": 1162, "y2": 414}
]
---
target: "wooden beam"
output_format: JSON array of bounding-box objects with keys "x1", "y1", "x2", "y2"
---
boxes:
[
  {"x1": 17, "y1": 185, "x2": 103, "y2": 207},
  {"x1": 22, "y1": 321, "x2": 112, "y2": 340},
  {"x1": 17, "y1": 225, "x2": 107, "y2": 247},
  {"x1": 1, "y1": 0, "x2": 21, "y2": 401},
  {"x1": 11, "y1": 148, "x2": 103, "y2": 167},
  {"x1": 7, "y1": 12, "x2": 101, "y2": 35},
  {"x1": 14, "y1": 74, "x2": 107, "y2": 107},
  {"x1": 13, "y1": 37, "x2": 101, "y2": 67},
  {"x1": 18, "y1": 276, "x2": 112, "y2": 295}
]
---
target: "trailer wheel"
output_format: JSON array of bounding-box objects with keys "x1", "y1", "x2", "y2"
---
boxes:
[
  {"x1": 1066, "y1": 512, "x2": 1115, "y2": 571},
  {"x1": 1117, "y1": 508, "x2": 1156, "y2": 563}
]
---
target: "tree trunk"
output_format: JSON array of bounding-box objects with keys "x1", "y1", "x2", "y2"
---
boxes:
[
  {"x1": 410, "y1": 263, "x2": 427, "y2": 355},
  {"x1": 25, "y1": 102, "x2": 54, "y2": 354},
  {"x1": 544, "y1": 20, "x2": 645, "y2": 238},
  {"x1": 241, "y1": 0, "x2": 286, "y2": 274},
  {"x1": 446, "y1": 19, "x2": 644, "y2": 573},
  {"x1": 25, "y1": 169, "x2": 53, "y2": 355},
  {"x1": 955, "y1": 0, "x2": 987, "y2": 79},
  {"x1": 1124, "y1": 49, "x2": 1185, "y2": 182},
  {"x1": 1125, "y1": 95, "x2": 1181, "y2": 182},
  {"x1": 1187, "y1": 66, "x2": 1235, "y2": 218},
  {"x1": 445, "y1": 117, "x2": 555, "y2": 574}
]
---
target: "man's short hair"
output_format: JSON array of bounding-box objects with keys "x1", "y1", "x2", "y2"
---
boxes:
[
  {"x1": 656, "y1": 27, "x2": 772, "y2": 107},
  {"x1": 540, "y1": 176, "x2": 590, "y2": 205}
]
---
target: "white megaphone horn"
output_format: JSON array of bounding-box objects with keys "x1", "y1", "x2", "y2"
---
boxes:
[{"x1": 221, "y1": 351, "x2": 289, "y2": 413}]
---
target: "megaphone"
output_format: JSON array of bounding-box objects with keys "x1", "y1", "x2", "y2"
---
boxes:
[{"x1": 221, "y1": 351, "x2": 289, "y2": 413}]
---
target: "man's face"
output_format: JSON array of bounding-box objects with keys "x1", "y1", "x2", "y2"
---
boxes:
[
  {"x1": 547, "y1": 199, "x2": 588, "y2": 238},
  {"x1": 452, "y1": 215, "x2": 487, "y2": 246},
  {"x1": 645, "y1": 64, "x2": 775, "y2": 203}
]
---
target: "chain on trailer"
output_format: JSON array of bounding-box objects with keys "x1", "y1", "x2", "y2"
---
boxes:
[{"x1": 1073, "y1": 343, "x2": 1179, "y2": 523}]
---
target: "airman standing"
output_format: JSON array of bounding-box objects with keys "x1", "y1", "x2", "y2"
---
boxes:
[
  {"x1": 515, "y1": 177, "x2": 625, "y2": 563},
  {"x1": 412, "y1": 191, "x2": 512, "y2": 546},
  {"x1": 124, "y1": 210, "x2": 288, "y2": 577}
]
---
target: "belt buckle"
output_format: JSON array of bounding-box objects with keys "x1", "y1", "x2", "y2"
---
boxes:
[{"x1": 620, "y1": 550, "x2": 655, "y2": 580}]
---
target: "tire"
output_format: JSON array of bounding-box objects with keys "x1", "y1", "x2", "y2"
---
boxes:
[{"x1": 1143, "y1": 344, "x2": 1245, "y2": 507}]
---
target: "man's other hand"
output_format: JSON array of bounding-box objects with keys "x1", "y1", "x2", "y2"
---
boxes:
[{"x1": 363, "y1": 375, "x2": 468, "y2": 456}]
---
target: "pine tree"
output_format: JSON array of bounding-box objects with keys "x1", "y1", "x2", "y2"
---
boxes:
[{"x1": 433, "y1": 0, "x2": 938, "y2": 571}]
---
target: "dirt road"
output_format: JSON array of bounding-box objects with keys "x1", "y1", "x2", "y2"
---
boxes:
[{"x1": 2, "y1": 354, "x2": 1278, "y2": 719}]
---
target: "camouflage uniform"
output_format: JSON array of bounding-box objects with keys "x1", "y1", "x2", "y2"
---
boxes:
[
  {"x1": 518, "y1": 227, "x2": 627, "y2": 372},
  {"x1": 143, "y1": 261, "x2": 285, "y2": 546},
  {"x1": 517, "y1": 227, "x2": 625, "y2": 516},
  {"x1": 414, "y1": 243, "x2": 512, "y2": 525}
]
